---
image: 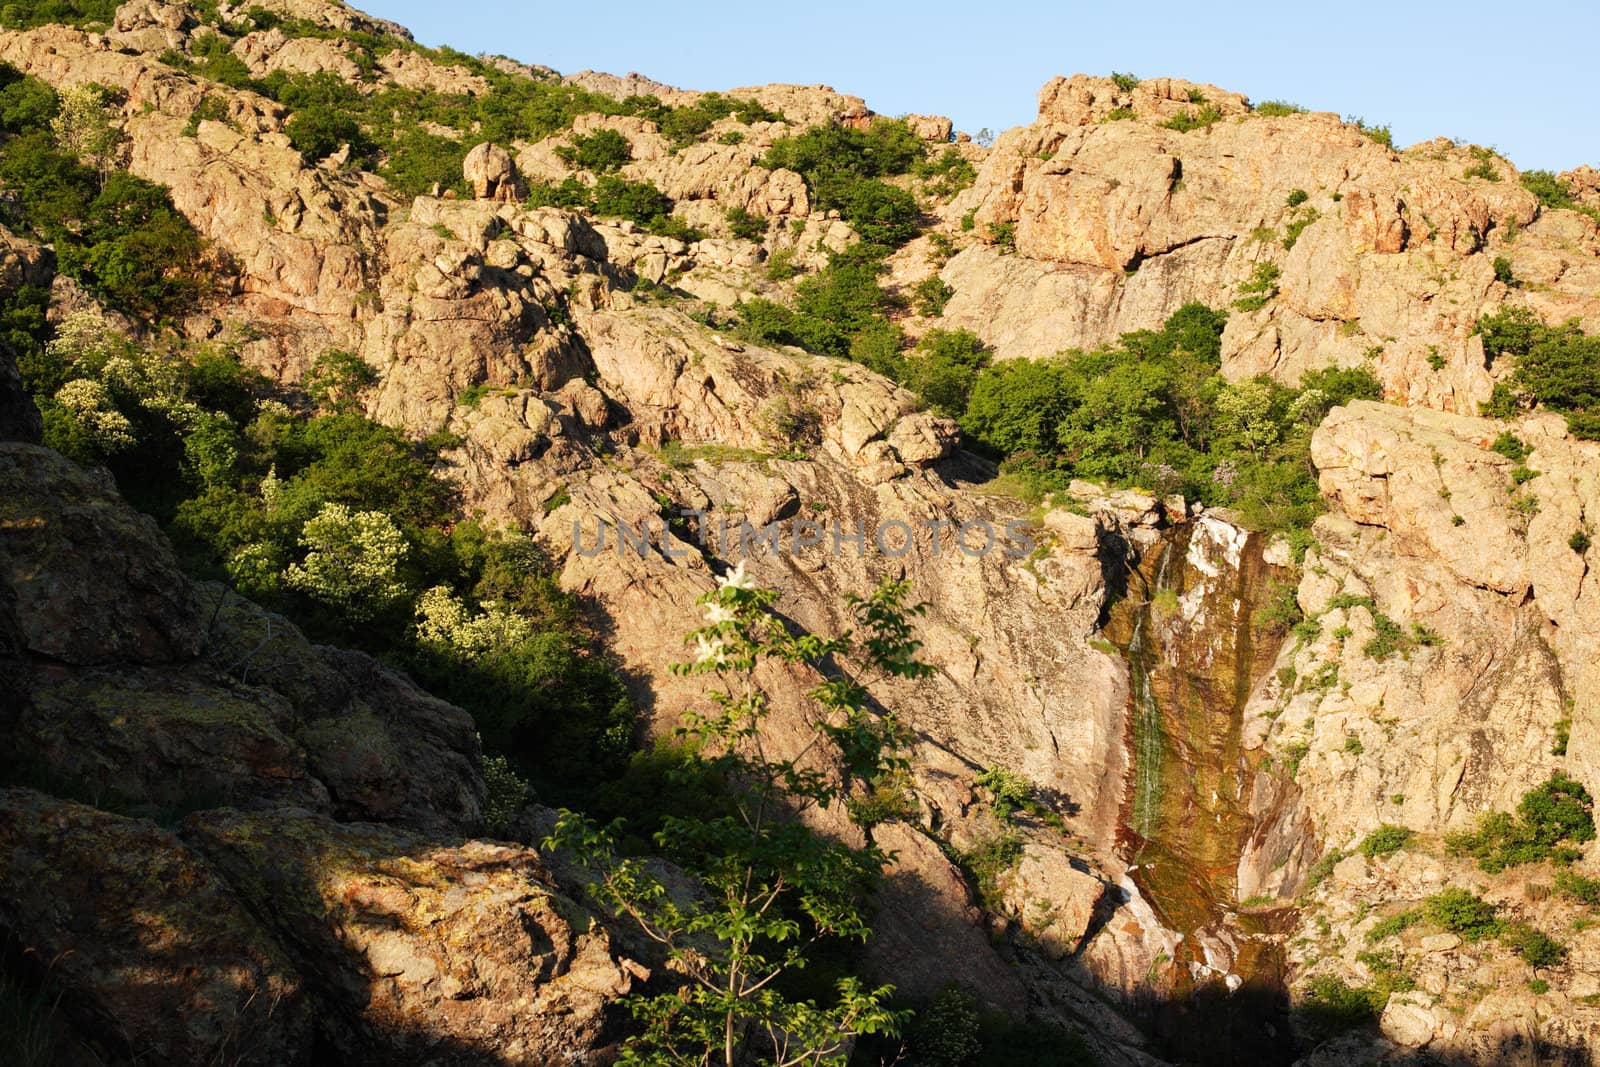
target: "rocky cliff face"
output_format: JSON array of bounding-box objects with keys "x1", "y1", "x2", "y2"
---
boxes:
[{"x1": 3, "y1": 1, "x2": 1600, "y2": 1063}]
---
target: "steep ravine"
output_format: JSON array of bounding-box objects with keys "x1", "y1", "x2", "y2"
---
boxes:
[{"x1": 1103, "y1": 516, "x2": 1300, "y2": 1064}]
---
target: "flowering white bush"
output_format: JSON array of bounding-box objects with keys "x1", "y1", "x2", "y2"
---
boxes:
[
  {"x1": 285, "y1": 502, "x2": 409, "y2": 620},
  {"x1": 54, "y1": 378, "x2": 135, "y2": 451},
  {"x1": 414, "y1": 585, "x2": 533, "y2": 654}
]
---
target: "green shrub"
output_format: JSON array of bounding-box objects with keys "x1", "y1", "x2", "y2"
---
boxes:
[
  {"x1": 285, "y1": 105, "x2": 371, "y2": 164},
  {"x1": 975, "y1": 767, "x2": 1034, "y2": 822},
  {"x1": 1365, "y1": 908, "x2": 1421, "y2": 943},
  {"x1": 904, "y1": 329, "x2": 989, "y2": 417},
  {"x1": 1424, "y1": 888, "x2": 1503, "y2": 941},
  {"x1": 1554, "y1": 869, "x2": 1600, "y2": 905},
  {"x1": 1491, "y1": 430, "x2": 1531, "y2": 462},
  {"x1": 915, "y1": 145, "x2": 977, "y2": 196},
  {"x1": 1233, "y1": 261, "x2": 1281, "y2": 311},
  {"x1": 1256, "y1": 580, "x2": 1303, "y2": 634},
  {"x1": 1298, "y1": 975, "x2": 1380, "y2": 1036},
  {"x1": 1286, "y1": 188, "x2": 1309, "y2": 208},
  {"x1": 1160, "y1": 105, "x2": 1224, "y2": 132},
  {"x1": 1503, "y1": 921, "x2": 1567, "y2": 968},
  {"x1": 1348, "y1": 117, "x2": 1394, "y2": 149},
  {"x1": 724, "y1": 206, "x2": 765, "y2": 241},
  {"x1": 1521, "y1": 170, "x2": 1575, "y2": 211},
  {"x1": 304, "y1": 349, "x2": 377, "y2": 414},
  {"x1": 1110, "y1": 72, "x2": 1141, "y2": 91},
  {"x1": 962, "y1": 832, "x2": 1024, "y2": 906},
  {"x1": 1571, "y1": 530, "x2": 1592, "y2": 554},
  {"x1": 914, "y1": 276, "x2": 954, "y2": 317},
  {"x1": 763, "y1": 119, "x2": 925, "y2": 246},
  {"x1": 1255, "y1": 100, "x2": 1304, "y2": 117},
  {"x1": 1301, "y1": 848, "x2": 1345, "y2": 895},
  {"x1": 1359, "y1": 825, "x2": 1412, "y2": 858},
  {"x1": 556, "y1": 128, "x2": 632, "y2": 172},
  {"x1": 1282, "y1": 208, "x2": 1321, "y2": 250},
  {"x1": 1104, "y1": 106, "x2": 1136, "y2": 121},
  {"x1": 1445, "y1": 774, "x2": 1595, "y2": 873},
  {"x1": 907, "y1": 985, "x2": 982, "y2": 1067},
  {"x1": 1494, "y1": 256, "x2": 1516, "y2": 286}
]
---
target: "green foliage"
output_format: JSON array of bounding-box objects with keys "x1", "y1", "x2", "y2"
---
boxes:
[
  {"x1": 1103, "y1": 106, "x2": 1136, "y2": 122},
  {"x1": 549, "y1": 576, "x2": 928, "y2": 1064},
  {"x1": 1424, "y1": 888, "x2": 1503, "y2": 941},
  {"x1": 1359, "y1": 825, "x2": 1412, "y2": 858},
  {"x1": 1297, "y1": 975, "x2": 1380, "y2": 1036},
  {"x1": 1572, "y1": 530, "x2": 1592, "y2": 555},
  {"x1": 1255, "y1": 580, "x2": 1304, "y2": 635},
  {"x1": 1255, "y1": 100, "x2": 1305, "y2": 117},
  {"x1": 914, "y1": 276, "x2": 953, "y2": 317},
  {"x1": 1348, "y1": 117, "x2": 1394, "y2": 149},
  {"x1": 304, "y1": 349, "x2": 377, "y2": 414},
  {"x1": 1364, "y1": 908, "x2": 1421, "y2": 943},
  {"x1": 724, "y1": 206, "x2": 765, "y2": 241},
  {"x1": 1481, "y1": 310, "x2": 1595, "y2": 426},
  {"x1": 1110, "y1": 72, "x2": 1141, "y2": 91},
  {"x1": 902, "y1": 329, "x2": 989, "y2": 417},
  {"x1": 985, "y1": 221, "x2": 1016, "y2": 253},
  {"x1": 914, "y1": 146, "x2": 977, "y2": 197},
  {"x1": 285, "y1": 104, "x2": 371, "y2": 164},
  {"x1": 959, "y1": 304, "x2": 1371, "y2": 535},
  {"x1": 1159, "y1": 105, "x2": 1224, "y2": 133},
  {"x1": 1282, "y1": 207, "x2": 1321, "y2": 250},
  {"x1": 1286, "y1": 188, "x2": 1309, "y2": 208},
  {"x1": 1491, "y1": 430, "x2": 1531, "y2": 462},
  {"x1": 905, "y1": 985, "x2": 982, "y2": 1067},
  {"x1": 557, "y1": 128, "x2": 632, "y2": 172},
  {"x1": 1445, "y1": 774, "x2": 1595, "y2": 873},
  {"x1": 0, "y1": 69, "x2": 209, "y2": 321},
  {"x1": 736, "y1": 245, "x2": 902, "y2": 369},
  {"x1": 525, "y1": 174, "x2": 693, "y2": 238},
  {"x1": 1233, "y1": 261, "x2": 1281, "y2": 311},
  {"x1": 1301, "y1": 847, "x2": 1345, "y2": 895},
  {"x1": 975, "y1": 767, "x2": 1034, "y2": 822},
  {"x1": 1521, "y1": 169, "x2": 1576, "y2": 211},
  {"x1": 763, "y1": 120, "x2": 924, "y2": 246},
  {"x1": 1554, "y1": 869, "x2": 1600, "y2": 906},
  {"x1": 962, "y1": 832, "x2": 1024, "y2": 906},
  {"x1": 1494, "y1": 255, "x2": 1516, "y2": 286},
  {"x1": 0, "y1": 0, "x2": 116, "y2": 29},
  {"x1": 480, "y1": 755, "x2": 531, "y2": 835},
  {"x1": 1504, "y1": 921, "x2": 1568, "y2": 969}
]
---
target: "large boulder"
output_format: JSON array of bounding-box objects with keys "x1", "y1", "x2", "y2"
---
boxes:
[
  {"x1": 0, "y1": 444, "x2": 204, "y2": 665},
  {"x1": 187, "y1": 809, "x2": 637, "y2": 1064},
  {"x1": 463, "y1": 142, "x2": 526, "y2": 203},
  {"x1": 0, "y1": 789, "x2": 312, "y2": 1065}
]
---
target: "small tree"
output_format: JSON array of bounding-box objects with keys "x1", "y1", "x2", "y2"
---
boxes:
[
  {"x1": 285, "y1": 501, "x2": 409, "y2": 621},
  {"x1": 551, "y1": 567, "x2": 929, "y2": 1065},
  {"x1": 305, "y1": 348, "x2": 377, "y2": 414},
  {"x1": 50, "y1": 82, "x2": 120, "y2": 177}
]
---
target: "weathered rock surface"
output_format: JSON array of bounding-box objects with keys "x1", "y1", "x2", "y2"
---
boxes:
[
  {"x1": 0, "y1": 443, "x2": 484, "y2": 829},
  {"x1": 6, "y1": 2, "x2": 1600, "y2": 1061},
  {"x1": 943, "y1": 76, "x2": 1600, "y2": 415},
  {"x1": 0, "y1": 788, "x2": 312, "y2": 1066},
  {"x1": 188, "y1": 809, "x2": 634, "y2": 1064}
]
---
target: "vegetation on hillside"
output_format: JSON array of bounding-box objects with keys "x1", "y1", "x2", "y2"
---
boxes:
[
  {"x1": 0, "y1": 67, "x2": 209, "y2": 320},
  {"x1": 1477, "y1": 306, "x2": 1600, "y2": 438}
]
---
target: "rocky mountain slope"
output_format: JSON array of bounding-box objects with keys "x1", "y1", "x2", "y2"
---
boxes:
[{"x1": 3, "y1": 1, "x2": 1600, "y2": 1063}]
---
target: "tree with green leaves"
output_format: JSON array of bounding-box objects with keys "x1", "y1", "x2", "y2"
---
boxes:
[{"x1": 550, "y1": 568, "x2": 931, "y2": 1065}]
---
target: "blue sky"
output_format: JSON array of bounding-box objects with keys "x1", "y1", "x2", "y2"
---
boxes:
[{"x1": 365, "y1": 0, "x2": 1598, "y2": 172}]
